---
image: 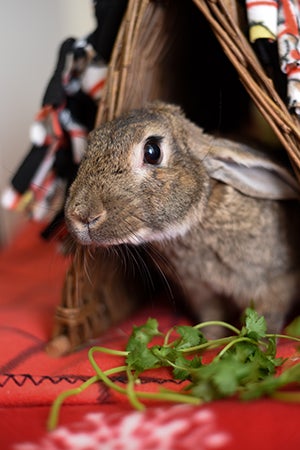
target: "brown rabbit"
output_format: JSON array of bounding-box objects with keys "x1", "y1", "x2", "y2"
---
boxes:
[{"x1": 65, "y1": 102, "x2": 300, "y2": 335}]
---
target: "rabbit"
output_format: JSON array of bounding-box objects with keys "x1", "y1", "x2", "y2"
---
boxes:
[{"x1": 65, "y1": 101, "x2": 300, "y2": 336}]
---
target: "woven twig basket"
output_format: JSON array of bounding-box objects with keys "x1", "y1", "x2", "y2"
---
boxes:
[{"x1": 47, "y1": 0, "x2": 300, "y2": 356}]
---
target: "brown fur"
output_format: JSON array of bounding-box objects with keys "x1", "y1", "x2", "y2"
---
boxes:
[{"x1": 65, "y1": 102, "x2": 300, "y2": 334}]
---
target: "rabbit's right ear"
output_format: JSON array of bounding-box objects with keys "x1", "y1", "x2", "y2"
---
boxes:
[{"x1": 203, "y1": 143, "x2": 300, "y2": 200}]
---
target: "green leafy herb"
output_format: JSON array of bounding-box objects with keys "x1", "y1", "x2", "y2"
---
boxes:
[
  {"x1": 175, "y1": 325, "x2": 206, "y2": 350},
  {"x1": 48, "y1": 308, "x2": 300, "y2": 431},
  {"x1": 285, "y1": 316, "x2": 300, "y2": 337},
  {"x1": 241, "y1": 307, "x2": 267, "y2": 339},
  {"x1": 126, "y1": 318, "x2": 162, "y2": 373}
]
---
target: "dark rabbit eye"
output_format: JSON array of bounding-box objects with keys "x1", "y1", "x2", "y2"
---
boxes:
[{"x1": 143, "y1": 141, "x2": 162, "y2": 165}]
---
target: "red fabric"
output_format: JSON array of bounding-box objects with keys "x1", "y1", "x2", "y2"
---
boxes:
[{"x1": 1, "y1": 223, "x2": 300, "y2": 449}]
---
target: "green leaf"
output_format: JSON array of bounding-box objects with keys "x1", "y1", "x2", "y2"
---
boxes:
[
  {"x1": 175, "y1": 326, "x2": 206, "y2": 350},
  {"x1": 242, "y1": 363, "x2": 300, "y2": 400},
  {"x1": 285, "y1": 316, "x2": 300, "y2": 337},
  {"x1": 212, "y1": 359, "x2": 250, "y2": 396},
  {"x1": 126, "y1": 318, "x2": 161, "y2": 350},
  {"x1": 242, "y1": 308, "x2": 267, "y2": 339},
  {"x1": 173, "y1": 354, "x2": 202, "y2": 381},
  {"x1": 126, "y1": 340, "x2": 159, "y2": 372},
  {"x1": 264, "y1": 336, "x2": 278, "y2": 360},
  {"x1": 126, "y1": 318, "x2": 162, "y2": 372},
  {"x1": 241, "y1": 374, "x2": 281, "y2": 400},
  {"x1": 151, "y1": 345, "x2": 179, "y2": 369},
  {"x1": 191, "y1": 356, "x2": 256, "y2": 400},
  {"x1": 228, "y1": 340, "x2": 279, "y2": 373},
  {"x1": 228, "y1": 340, "x2": 258, "y2": 364}
]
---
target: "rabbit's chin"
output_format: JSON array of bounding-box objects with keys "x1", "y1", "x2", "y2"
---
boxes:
[
  {"x1": 70, "y1": 222, "x2": 190, "y2": 248},
  {"x1": 69, "y1": 223, "x2": 151, "y2": 248}
]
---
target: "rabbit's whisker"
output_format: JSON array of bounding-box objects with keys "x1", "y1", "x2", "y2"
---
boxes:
[{"x1": 120, "y1": 220, "x2": 157, "y2": 291}]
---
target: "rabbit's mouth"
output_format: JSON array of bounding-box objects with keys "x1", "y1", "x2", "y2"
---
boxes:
[
  {"x1": 68, "y1": 224, "x2": 153, "y2": 248},
  {"x1": 66, "y1": 200, "x2": 196, "y2": 247},
  {"x1": 65, "y1": 204, "x2": 151, "y2": 247}
]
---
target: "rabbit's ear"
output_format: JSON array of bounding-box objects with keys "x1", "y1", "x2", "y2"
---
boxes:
[
  {"x1": 147, "y1": 101, "x2": 183, "y2": 116},
  {"x1": 203, "y1": 143, "x2": 300, "y2": 200}
]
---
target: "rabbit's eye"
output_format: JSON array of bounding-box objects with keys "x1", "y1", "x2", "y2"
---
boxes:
[{"x1": 143, "y1": 141, "x2": 162, "y2": 165}]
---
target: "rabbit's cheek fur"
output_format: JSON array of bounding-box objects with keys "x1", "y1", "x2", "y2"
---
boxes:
[
  {"x1": 65, "y1": 180, "x2": 146, "y2": 246},
  {"x1": 138, "y1": 164, "x2": 208, "y2": 241}
]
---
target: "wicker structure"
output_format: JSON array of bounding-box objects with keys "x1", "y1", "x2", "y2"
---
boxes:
[{"x1": 47, "y1": 0, "x2": 300, "y2": 356}]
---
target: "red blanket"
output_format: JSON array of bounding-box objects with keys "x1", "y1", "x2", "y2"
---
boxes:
[{"x1": 1, "y1": 223, "x2": 300, "y2": 449}]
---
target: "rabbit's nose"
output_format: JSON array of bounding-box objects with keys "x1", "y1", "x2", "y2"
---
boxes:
[
  {"x1": 86, "y1": 211, "x2": 107, "y2": 227},
  {"x1": 67, "y1": 205, "x2": 107, "y2": 228}
]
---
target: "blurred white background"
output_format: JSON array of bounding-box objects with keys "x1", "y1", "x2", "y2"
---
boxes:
[{"x1": 0, "y1": 0, "x2": 95, "y2": 244}]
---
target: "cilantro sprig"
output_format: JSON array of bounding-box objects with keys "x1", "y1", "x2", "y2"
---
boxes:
[{"x1": 47, "y1": 308, "x2": 300, "y2": 430}]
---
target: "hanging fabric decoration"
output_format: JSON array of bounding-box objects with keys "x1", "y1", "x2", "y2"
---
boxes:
[{"x1": 246, "y1": 0, "x2": 300, "y2": 115}]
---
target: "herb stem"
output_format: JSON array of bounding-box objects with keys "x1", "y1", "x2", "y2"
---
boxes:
[
  {"x1": 137, "y1": 390, "x2": 201, "y2": 405},
  {"x1": 89, "y1": 348, "x2": 128, "y2": 394},
  {"x1": 266, "y1": 334, "x2": 300, "y2": 343},
  {"x1": 47, "y1": 375, "x2": 99, "y2": 431},
  {"x1": 89, "y1": 346, "x2": 129, "y2": 357},
  {"x1": 88, "y1": 348, "x2": 201, "y2": 408},
  {"x1": 215, "y1": 337, "x2": 257, "y2": 361},
  {"x1": 181, "y1": 336, "x2": 235, "y2": 354},
  {"x1": 194, "y1": 321, "x2": 240, "y2": 335},
  {"x1": 126, "y1": 368, "x2": 145, "y2": 411},
  {"x1": 163, "y1": 327, "x2": 175, "y2": 346}
]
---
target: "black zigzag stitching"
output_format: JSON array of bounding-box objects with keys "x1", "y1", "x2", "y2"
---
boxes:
[
  {"x1": 0, "y1": 373, "x2": 90, "y2": 388},
  {"x1": 0, "y1": 373, "x2": 186, "y2": 388}
]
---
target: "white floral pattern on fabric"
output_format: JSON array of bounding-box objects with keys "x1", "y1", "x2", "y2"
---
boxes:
[{"x1": 15, "y1": 405, "x2": 232, "y2": 450}]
